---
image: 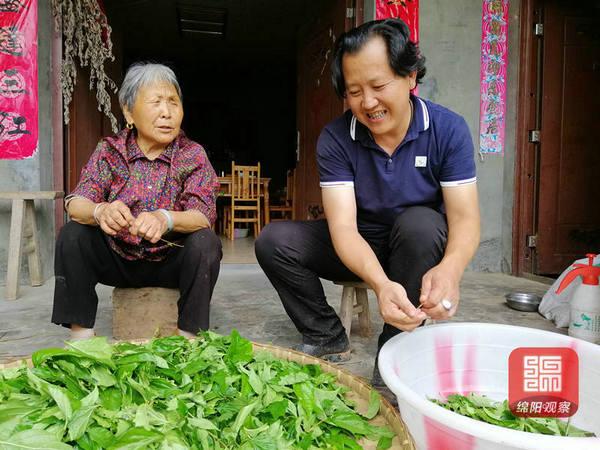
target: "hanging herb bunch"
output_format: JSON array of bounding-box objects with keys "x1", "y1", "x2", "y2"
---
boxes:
[{"x1": 51, "y1": 0, "x2": 119, "y2": 132}]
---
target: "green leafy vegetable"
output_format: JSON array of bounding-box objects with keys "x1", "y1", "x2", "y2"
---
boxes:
[
  {"x1": 0, "y1": 331, "x2": 395, "y2": 448},
  {"x1": 430, "y1": 393, "x2": 595, "y2": 437}
]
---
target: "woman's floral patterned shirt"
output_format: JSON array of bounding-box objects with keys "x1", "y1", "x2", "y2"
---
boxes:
[{"x1": 67, "y1": 129, "x2": 218, "y2": 261}]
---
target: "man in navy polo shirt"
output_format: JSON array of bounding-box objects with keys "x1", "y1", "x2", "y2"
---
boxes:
[{"x1": 255, "y1": 19, "x2": 480, "y2": 399}]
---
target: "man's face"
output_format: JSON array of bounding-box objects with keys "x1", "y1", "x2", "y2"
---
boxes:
[{"x1": 342, "y1": 36, "x2": 416, "y2": 147}]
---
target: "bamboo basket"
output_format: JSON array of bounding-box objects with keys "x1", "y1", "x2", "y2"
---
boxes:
[{"x1": 1, "y1": 340, "x2": 416, "y2": 449}]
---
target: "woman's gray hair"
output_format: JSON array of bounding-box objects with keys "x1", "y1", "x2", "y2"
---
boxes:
[{"x1": 118, "y1": 63, "x2": 182, "y2": 111}]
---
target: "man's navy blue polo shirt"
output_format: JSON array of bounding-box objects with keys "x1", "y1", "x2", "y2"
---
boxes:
[{"x1": 317, "y1": 95, "x2": 476, "y2": 235}]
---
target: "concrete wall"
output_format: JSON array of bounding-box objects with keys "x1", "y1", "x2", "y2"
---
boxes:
[
  {"x1": 416, "y1": 0, "x2": 520, "y2": 272},
  {"x1": 0, "y1": 1, "x2": 56, "y2": 286}
]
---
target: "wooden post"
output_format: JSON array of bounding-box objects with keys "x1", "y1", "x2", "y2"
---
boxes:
[
  {"x1": 339, "y1": 285, "x2": 355, "y2": 339},
  {"x1": 6, "y1": 199, "x2": 26, "y2": 300},
  {"x1": 355, "y1": 288, "x2": 372, "y2": 337},
  {"x1": 24, "y1": 200, "x2": 43, "y2": 286}
]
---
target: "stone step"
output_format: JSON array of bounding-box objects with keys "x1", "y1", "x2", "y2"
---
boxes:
[{"x1": 112, "y1": 287, "x2": 178, "y2": 340}]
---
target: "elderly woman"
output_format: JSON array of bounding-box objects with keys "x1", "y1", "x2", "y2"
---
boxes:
[{"x1": 51, "y1": 62, "x2": 221, "y2": 340}]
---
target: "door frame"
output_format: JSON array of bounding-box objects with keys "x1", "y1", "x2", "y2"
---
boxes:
[
  {"x1": 293, "y1": 0, "x2": 363, "y2": 221},
  {"x1": 513, "y1": 0, "x2": 542, "y2": 276},
  {"x1": 52, "y1": 16, "x2": 65, "y2": 232}
]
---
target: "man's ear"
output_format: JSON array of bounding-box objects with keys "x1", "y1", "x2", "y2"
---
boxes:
[{"x1": 409, "y1": 71, "x2": 417, "y2": 90}]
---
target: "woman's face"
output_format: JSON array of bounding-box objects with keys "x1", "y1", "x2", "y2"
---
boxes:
[
  {"x1": 123, "y1": 81, "x2": 183, "y2": 152},
  {"x1": 342, "y1": 36, "x2": 416, "y2": 146}
]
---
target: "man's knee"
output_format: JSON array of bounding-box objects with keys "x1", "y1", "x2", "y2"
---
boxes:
[
  {"x1": 184, "y1": 229, "x2": 222, "y2": 263},
  {"x1": 255, "y1": 222, "x2": 294, "y2": 266},
  {"x1": 254, "y1": 222, "x2": 286, "y2": 263},
  {"x1": 390, "y1": 206, "x2": 447, "y2": 249}
]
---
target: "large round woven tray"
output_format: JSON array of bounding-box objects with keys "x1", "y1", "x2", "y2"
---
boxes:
[{"x1": 0, "y1": 341, "x2": 415, "y2": 449}]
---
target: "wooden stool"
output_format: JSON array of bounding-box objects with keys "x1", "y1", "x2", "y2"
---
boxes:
[
  {"x1": 1, "y1": 191, "x2": 64, "y2": 300},
  {"x1": 333, "y1": 281, "x2": 373, "y2": 339},
  {"x1": 112, "y1": 287, "x2": 179, "y2": 340}
]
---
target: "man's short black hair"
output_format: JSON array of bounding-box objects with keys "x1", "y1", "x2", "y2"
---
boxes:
[{"x1": 331, "y1": 18, "x2": 427, "y2": 98}]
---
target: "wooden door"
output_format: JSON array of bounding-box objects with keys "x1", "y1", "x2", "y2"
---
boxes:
[
  {"x1": 67, "y1": 67, "x2": 108, "y2": 191},
  {"x1": 66, "y1": 31, "x2": 122, "y2": 192},
  {"x1": 535, "y1": 0, "x2": 600, "y2": 274},
  {"x1": 294, "y1": 0, "x2": 353, "y2": 220}
]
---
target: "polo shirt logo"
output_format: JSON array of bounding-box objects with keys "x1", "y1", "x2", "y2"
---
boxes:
[{"x1": 415, "y1": 156, "x2": 427, "y2": 167}]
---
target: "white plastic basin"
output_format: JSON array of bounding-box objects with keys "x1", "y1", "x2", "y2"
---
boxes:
[{"x1": 378, "y1": 322, "x2": 600, "y2": 450}]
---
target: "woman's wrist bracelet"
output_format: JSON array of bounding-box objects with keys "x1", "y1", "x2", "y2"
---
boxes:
[
  {"x1": 93, "y1": 202, "x2": 107, "y2": 225},
  {"x1": 157, "y1": 208, "x2": 174, "y2": 232}
]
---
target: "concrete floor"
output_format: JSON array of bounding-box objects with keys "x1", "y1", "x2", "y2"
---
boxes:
[{"x1": 0, "y1": 236, "x2": 563, "y2": 381}]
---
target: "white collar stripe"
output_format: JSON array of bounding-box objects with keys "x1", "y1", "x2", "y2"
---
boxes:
[
  {"x1": 350, "y1": 115, "x2": 357, "y2": 140},
  {"x1": 417, "y1": 98, "x2": 430, "y2": 131}
]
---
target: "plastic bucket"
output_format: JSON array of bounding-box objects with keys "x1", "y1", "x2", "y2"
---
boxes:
[
  {"x1": 233, "y1": 228, "x2": 249, "y2": 239},
  {"x1": 378, "y1": 322, "x2": 600, "y2": 450}
]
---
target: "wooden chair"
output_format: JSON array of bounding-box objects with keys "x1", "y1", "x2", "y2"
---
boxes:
[
  {"x1": 228, "y1": 161, "x2": 261, "y2": 240},
  {"x1": 269, "y1": 168, "x2": 296, "y2": 221}
]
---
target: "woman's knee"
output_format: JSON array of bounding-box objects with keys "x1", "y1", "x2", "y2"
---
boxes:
[
  {"x1": 184, "y1": 228, "x2": 222, "y2": 263},
  {"x1": 56, "y1": 221, "x2": 97, "y2": 252}
]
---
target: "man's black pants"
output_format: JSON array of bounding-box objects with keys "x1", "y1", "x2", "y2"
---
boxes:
[
  {"x1": 51, "y1": 221, "x2": 222, "y2": 334},
  {"x1": 255, "y1": 206, "x2": 447, "y2": 350}
]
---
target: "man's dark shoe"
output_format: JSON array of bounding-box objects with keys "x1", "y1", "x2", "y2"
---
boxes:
[
  {"x1": 371, "y1": 363, "x2": 398, "y2": 408},
  {"x1": 292, "y1": 334, "x2": 351, "y2": 363}
]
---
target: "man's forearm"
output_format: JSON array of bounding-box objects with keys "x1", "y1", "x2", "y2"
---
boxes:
[
  {"x1": 439, "y1": 215, "x2": 480, "y2": 277},
  {"x1": 329, "y1": 226, "x2": 389, "y2": 290}
]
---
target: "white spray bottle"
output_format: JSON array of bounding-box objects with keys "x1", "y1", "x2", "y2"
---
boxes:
[{"x1": 556, "y1": 253, "x2": 600, "y2": 344}]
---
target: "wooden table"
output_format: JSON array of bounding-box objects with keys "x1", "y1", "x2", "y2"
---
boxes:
[
  {"x1": 0, "y1": 191, "x2": 64, "y2": 300},
  {"x1": 217, "y1": 176, "x2": 271, "y2": 225}
]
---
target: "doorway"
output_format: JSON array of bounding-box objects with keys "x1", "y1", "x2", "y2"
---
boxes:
[
  {"x1": 65, "y1": 0, "x2": 357, "y2": 227},
  {"x1": 514, "y1": 0, "x2": 600, "y2": 276}
]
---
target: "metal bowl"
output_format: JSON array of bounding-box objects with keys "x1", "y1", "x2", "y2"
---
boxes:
[{"x1": 505, "y1": 292, "x2": 542, "y2": 312}]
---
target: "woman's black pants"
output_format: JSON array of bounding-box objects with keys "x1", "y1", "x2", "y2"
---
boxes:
[
  {"x1": 255, "y1": 206, "x2": 448, "y2": 350},
  {"x1": 51, "y1": 221, "x2": 222, "y2": 334}
]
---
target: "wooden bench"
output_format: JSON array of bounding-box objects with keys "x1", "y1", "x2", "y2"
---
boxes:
[
  {"x1": 333, "y1": 280, "x2": 373, "y2": 340},
  {"x1": 112, "y1": 287, "x2": 179, "y2": 340},
  {"x1": 1, "y1": 191, "x2": 64, "y2": 300}
]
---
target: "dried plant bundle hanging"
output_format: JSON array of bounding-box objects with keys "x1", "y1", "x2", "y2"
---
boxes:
[{"x1": 51, "y1": 0, "x2": 119, "y2": 132}]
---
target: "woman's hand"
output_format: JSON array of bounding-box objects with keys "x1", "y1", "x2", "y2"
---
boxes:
[
  {"x1": 129, "y1": 211, "x2": 168, "y2": 243},
  {"x1": 95, "y1": 201, "x2": 135, "y2": 236},
  {"x1": 418, "y1": 262, "x2": 461, "y2": 320},
  {"x1": 376, "y1": 280, "x2": 427, "y2": 331}
]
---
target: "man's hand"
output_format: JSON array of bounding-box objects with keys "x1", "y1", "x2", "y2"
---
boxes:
[
  {"x1": 376, "y1": 280, "x2": 428, "y2": 331},
  {"x1": 419, "y1": 263, "x2": 461, "y2": 320},
  {"x1": 95, "y1": 200, "x2": 135, "y2": 236},
  {"x1": 129, "y1": 211, "x2": 168, "y2": 243}
]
